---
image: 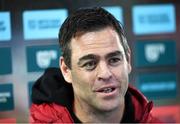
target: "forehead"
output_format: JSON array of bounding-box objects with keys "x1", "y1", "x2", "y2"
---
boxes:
[{"x1": 70, "y1": 27, "x2": 125, "y2": 58}]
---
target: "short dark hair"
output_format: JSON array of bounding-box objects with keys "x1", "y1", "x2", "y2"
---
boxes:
[{"x1": 59, "y1": 7, "x2": 130, "y2": 69}]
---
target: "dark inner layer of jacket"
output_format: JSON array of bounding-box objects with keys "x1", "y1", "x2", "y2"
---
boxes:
[{"x1": 32, "y1": 67, "x2": 135, "y2": 123}]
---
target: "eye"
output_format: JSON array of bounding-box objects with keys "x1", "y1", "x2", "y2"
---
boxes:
[
  {"x1": 83, "y1": 61, "x2": 97, "y2": 71},
  {"x1": 108, "y1": 57, "x2": 121, "y2": 66}
]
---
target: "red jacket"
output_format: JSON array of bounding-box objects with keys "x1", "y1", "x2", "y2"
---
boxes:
[{"x1": 30, "y1": 68, "x2": 161, "y2": 123}]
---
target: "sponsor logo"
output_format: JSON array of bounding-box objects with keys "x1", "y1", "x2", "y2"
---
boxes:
[
  {"x1": 0, "y1": 92, "x2": 11, "y2": 103},
  {"x1": 23, "y1": 9, "x2": 67, "y2": 40},
  {"x1": 133, "y1": 4, "x2": 176, "y2": 34},
  {"x1": 36, "y1": 50, "x2": 57, "y2": 68},
  {"x1": 145, "y1": 43, "x2": 165, "y2": 63},
  {"x1": 0, "y1": 12, "x2": 11, "y2": 41}
]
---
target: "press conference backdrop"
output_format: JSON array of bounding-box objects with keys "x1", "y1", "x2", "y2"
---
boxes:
[{"x1": 0, "y1": 0, "x2": 180, "y2": 123}]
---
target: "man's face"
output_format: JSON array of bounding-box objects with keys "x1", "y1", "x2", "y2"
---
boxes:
[{"x1": 61, "y1": 27, "x2": 131, "y2": 112}]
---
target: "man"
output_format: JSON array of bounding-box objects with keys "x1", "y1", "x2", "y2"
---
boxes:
[{"x1": 30, "y1": 7, "x2": 160, "y2": 123}]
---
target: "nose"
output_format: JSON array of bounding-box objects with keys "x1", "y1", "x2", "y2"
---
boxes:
[{"x1": 97, "y1": 61, "x2": 112, "y2": 81}]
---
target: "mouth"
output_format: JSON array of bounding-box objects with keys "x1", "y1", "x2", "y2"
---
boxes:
[
  {"x1": 95, "y1": 86, "x2": 117, "y2": 94},
  {"x1": 98, "y1": 87, "x2": 116, "y2": 93}
]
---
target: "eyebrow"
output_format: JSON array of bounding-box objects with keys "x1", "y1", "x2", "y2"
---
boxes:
[
  {"x1": 105, "y1": 50, "x2": 123, "y2": 59},
  {"x1": 78, "y1": 54, "x2": 99, "y2": 66},
  {"x1": 77, "y1": 50, "x2": 123, "y2": 66}
]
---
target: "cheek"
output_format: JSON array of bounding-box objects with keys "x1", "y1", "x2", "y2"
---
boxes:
[
  {"x1": 114, "y1": 71, "x2": 129, "y2": 84},
  {"x1": 112, "y1": 67, "x2": 129, "y2": 88},
  {"x1": 112, "y1": 65, "x2": 129, "y2": 77},
  {"x1": 71, "y1": 70, "x2": 94, "y2": 91}
]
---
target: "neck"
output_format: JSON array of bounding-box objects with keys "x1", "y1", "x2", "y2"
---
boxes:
[{"x1": 74, "y1": 98, "x2": 125, "y2": 123}]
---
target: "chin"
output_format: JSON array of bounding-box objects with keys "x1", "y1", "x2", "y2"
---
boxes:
[{"x1": 98, "y1": 100, "x2": 122, "y2": 112}]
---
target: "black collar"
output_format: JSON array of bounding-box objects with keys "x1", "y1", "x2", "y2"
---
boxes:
[
  {"x1": 32, "y1": 68, "x2": 135, "y2": 122},
  {"x1": 121, "y1": 91, "x2": 135, "y2": 123}
]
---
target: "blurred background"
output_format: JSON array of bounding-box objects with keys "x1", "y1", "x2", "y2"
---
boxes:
[{"x1": 0, "y1": 0, "x2": 180, "y2": 123}]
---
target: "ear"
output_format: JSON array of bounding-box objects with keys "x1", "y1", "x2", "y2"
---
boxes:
[
  {"x1": 59, "y1": 57, "x2": 72, "y2": 84},
  {"x1": 126, "y1": 50, "x2": 132, "y2": 74}
]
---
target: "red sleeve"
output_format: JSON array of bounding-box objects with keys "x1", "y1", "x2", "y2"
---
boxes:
[{"x1": 29, "y1": 103, "x2": 73, "y2": 123}]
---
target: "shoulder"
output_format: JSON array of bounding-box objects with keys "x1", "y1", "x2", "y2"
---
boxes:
[
  {"x1": 30, "y1": 103, "x2": 73, "y2": 123},
  {"x1": 128, "y1": 85, "x2": 162, "y2": 123}
]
